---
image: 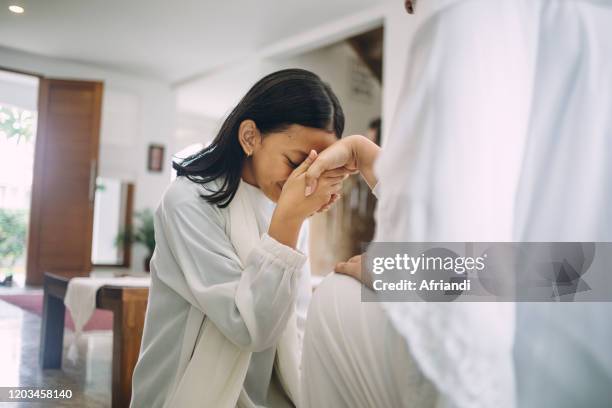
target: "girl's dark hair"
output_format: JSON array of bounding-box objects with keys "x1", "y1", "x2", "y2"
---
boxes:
[{"x1": 173, "y1": 68, "x2": 345, "y2": 208}]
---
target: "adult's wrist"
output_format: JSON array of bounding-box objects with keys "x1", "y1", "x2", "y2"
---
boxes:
[
  {"x1": 346, "y1": 135, "x2": 367, "y2": 160},
  {"x1": 349, "y1": 135, "x2": 379, "y2": 188}
]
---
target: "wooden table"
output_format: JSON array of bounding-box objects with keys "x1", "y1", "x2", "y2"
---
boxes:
[{"x1": 40, "y1": 272, "x2": 149, "y2": 408}]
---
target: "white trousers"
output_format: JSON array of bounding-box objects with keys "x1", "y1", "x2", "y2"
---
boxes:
[{"x1": 300, "y1": 273, "x2": 440, "y2": 408}]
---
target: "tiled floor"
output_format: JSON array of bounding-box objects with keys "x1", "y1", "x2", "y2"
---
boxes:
[{"x1": 0, "y1": 295, "x2": 112, "y2": 407}]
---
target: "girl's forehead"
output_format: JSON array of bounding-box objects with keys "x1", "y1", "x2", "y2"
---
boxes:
[
  {"x1": 263, "y1": 125, "x2": 337, "y2": 153},
  {"x1": 287, "y1": 126, "x2": 337, "y2": 150}
]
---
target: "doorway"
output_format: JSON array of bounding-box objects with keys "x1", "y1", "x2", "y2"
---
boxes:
[{"x1": 0, "y1": 70, "x2": 39, "y2": 288}]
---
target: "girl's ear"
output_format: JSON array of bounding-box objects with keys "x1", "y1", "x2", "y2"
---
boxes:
[{"x1": 238, "y1": 119, "x2": 261, "y2": 156}]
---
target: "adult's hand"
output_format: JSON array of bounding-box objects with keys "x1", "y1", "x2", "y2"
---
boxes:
[
  {"x1": 334, "y1": 254, "x2": 362, "y2": 281},
  {"x1": 334, "y1": 253, "x2": 373, "y2": 289},
  {"x1": 304, "y1": 135, "x2": 380, "y2": 196},
  {"x1": 304, "y1": 137, "x2": 356, "y2": 196}
]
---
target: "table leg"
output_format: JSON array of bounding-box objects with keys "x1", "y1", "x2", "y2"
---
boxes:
[
  {"x1": 111, "y1": 295, "x2": 147, "y2": 408},
  {"x1": 39, "y1": 290, "x2": 66, "y2": 368}
]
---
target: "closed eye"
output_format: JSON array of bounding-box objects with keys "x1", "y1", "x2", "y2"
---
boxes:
[
  {"x1": 286, "y1": 157, "x2": 299, "y2": 168},
  {"x1": 286, "y1": 151, "x2": 308, "y2": 169}
]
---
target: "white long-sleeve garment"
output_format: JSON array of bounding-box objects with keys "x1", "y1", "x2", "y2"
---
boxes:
[
  {"x1": 131, "y1": 176, "x2": 311, "y2": 408},
  {"x1": 373, "y1": 1, "x2": 531, "y2": 407},
  {"x1": 376, "y1": 0, "x2": 532, "y2": 242},
  {"x1": 373, "y1": 0, "x2": 612, "y2": 407},
  {"x1": 515, "y1": 0, "x2": 612, "y2": 241},
  {"x1": 513, "y1": 1, "x2": 612, "y2": 406}
]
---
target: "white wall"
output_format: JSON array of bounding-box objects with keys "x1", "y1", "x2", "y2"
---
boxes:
[
  {"x1": 0, "y1": 46, "x2": 176, "y2": 209},
  {"x1": 174, "y1": 112, "x2": 219, "y2": 158},
  {"x1": 0, "y1": 46, "x2": 177, "y2": 272},
  {"x1": 0, "y1": 71, "x2": 38, "y2": 111},
  {"x1": 176, "y1": 41, "x2": 382, "y2": 144},
  {"x1": 271, "y1": 42, "x2": 382, "y2": 137},
  {"x1": 177, "y1": 0, "x2": 414, "y2": 146}
]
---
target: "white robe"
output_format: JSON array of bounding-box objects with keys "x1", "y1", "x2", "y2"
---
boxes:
[
  {"x1": 372, "y1": 0, "x2": 612, "y2": 406},
  {"x1": 513, "y1": 1, "x2": 612, "y2": 406},
  {"x1": 131, "y1": 177, "x2": 311, "y2": 408},
  {"x1": 305, "y1": 1, "x2": 611, "y2": 407},
  {"x1": 301, "y1": 272, "x2": 439, "y2": 408},
  {"x1": 374, "y1": 1, "x2": 528, "y2": 407}
]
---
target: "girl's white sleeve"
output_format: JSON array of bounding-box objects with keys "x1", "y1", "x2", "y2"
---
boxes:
[
  {"x1": 156, "y1": 196, "x2": 306, "y2": 353},
  {"x1": 295, "y1": 220, "x2": 312, "y2": 335}
]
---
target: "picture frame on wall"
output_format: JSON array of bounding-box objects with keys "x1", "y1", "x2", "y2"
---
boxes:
[{"x1": 147, "y1": 144, "x2": 165, "y2": 172}]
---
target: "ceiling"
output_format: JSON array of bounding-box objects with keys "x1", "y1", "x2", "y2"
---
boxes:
[{"x1": 0, "y1": 0, "x2": 386, "y2": 83}]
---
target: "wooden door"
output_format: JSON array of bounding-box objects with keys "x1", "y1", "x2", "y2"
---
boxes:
[{"x1": 26, "y1": 79, "x2": 103, "y2": 285}]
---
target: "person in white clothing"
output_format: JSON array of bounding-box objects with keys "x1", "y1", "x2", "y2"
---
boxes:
[
  {"x1": 130, "y1": 69, "x2": 352, "y2": 408},
  {"x1": 513, "y1": 1, "x2": 612, "y2": 406},
  {"x1": 299, "y1": 0, "x2": 527, "y2": 405},
  {"x1": 300, "y1": 0, "x2": 612, "y2": 407}
]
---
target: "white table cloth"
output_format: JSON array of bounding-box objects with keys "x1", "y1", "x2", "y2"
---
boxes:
[{"x1": 64, "y1": 276, "x2": 150, "y2": 360}]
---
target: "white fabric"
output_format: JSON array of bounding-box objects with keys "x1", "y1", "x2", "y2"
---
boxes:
[
  {"x1": 65, "y1": 276, "x2": 150, "y2": 333},
  {"x1": 376, "y1": 0, "x2": 531, "y2": 242},
  {"x1": 301, "y1": 273, "x2": 439, "y2": 408},
  {"x1": 64, "y1": 276, "x2": 149, "y2": 361},
  {"x1": 513, "y1": 1, "x2": 612, "y2": 406},
  {"x1": 372, "y1": 1, "x2": 528, "y2": 407},
  {"x1": 131, "y1": 177, "x2": 310, "y2": 408},
  {"x1": 514, "y1": 0, "x2": 612, "y2": 241}
]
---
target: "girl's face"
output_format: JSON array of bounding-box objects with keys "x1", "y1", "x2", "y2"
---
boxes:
[{"x1": 241, "y1": 123, "x2": 337, "y2": 203}]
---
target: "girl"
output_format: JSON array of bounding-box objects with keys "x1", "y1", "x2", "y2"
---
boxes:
[{"x1": 130, "y1": 69, "x2": 347, "y2": 408}]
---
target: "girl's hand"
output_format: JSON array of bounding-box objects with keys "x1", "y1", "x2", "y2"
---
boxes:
[
  {"x1": 315, "y1": 167, "x2": 354, "y2": 213},
  {"x1": 269, "y1": 150, "x2": 344, "y2": 248},
  {"x1": 316, "y1": 192, "x2": 340, "y2": 213},
  {"x1": 276, "y1": 151, "x2": 344, "y2": 221}
]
